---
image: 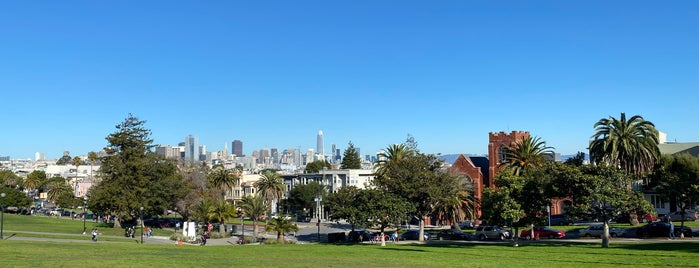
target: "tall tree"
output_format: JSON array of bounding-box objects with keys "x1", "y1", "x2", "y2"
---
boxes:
[
  {"x1": 375, "y1": 143, "x2": 412, "y2": 177},
  {"x1": 589, "y1": 112, "x2": 660, "y2": 184},
  {"x1": 502, "y1": 136, "x2": 554, "y2": 176},
  {"x1": 340, "y1": 141, "x2": 362, "y2": 169},
  {"x1": 46, "y1": 179, "x2": 73, "y2": 206},
  {"x1": 373, "y1": 146, "x2": 447, "y2": 242},
  {"x1": 23, "y1": 170, "x2": 47, "y2": 195},
  {"x1": 208, "y1": 164, "x2": 240, "y2": 201},
  {"x1": 256, "y1": 170, "x2": 286, "y2": 216},
  {"x1": 237, "y1": 195, "x2": 269, "y2": 237},
  {"x1": 88, "y1": 114, "x2": 185, "y2": 228},
  {"x1": 87, "y1": 151, "x2": 99, "y2": 182}
]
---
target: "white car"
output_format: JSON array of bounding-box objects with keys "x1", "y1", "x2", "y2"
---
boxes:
[{"x1": 579, "y1": 224, "x2": 626, "y2": 238}]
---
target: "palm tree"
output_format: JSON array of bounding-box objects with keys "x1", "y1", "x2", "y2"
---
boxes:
[
  {"x1": 46, "y1": 180, "x2": 72, "y2": 204},
  {"x1": 208, "y1": 164, "x2": 240, "y2": 202},
  {"x1": 266, "y1": 217, "x2": 299, "y2": 243},
  {"x1": 502, "y1": 136, "x2": 555, "y2": 176},
  {"x1": 237, "y1": 195, "x2": 269, "y2": 237},
  {"x1": 256, "y1": 171, "x2": 285, "y2": 216},
  {"x1": 23, "y1": 171, "x2": 46, "y2": 195},
  {"x1": 72, "y1": 156, "x2": 84, "y2": 195},
  {"x1": 87, "y1": 151, "x2": 99, "y2": 182},
  {"x1": 192, "y1": 198, "x2": 214, "y2": 223},
  {"x1": 207, "y1": 200, "x2": 238, "y2": 234},
  {"x1": 375, "y1": 144, "x2": 413, "y2": 176},
  {"x1": 589, "y1": 112, "x2": 660, "y2": 184}
]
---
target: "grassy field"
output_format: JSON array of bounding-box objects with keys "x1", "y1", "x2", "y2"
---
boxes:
[
  {"x1": 2, "y1": 214, "x2": 699, "y2": 267},
  {"x1": 1, "y1": 239, "x2": 699, "y2": 267}
]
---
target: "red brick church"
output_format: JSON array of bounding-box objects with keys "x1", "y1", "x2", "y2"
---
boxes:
[{"x1": 448, "y1": 131, "x2": 566, "y2": 221}]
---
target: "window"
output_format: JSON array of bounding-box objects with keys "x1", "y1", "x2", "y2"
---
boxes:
[
  {"x1": 498, "y1": 146, "x2": 509, "y2": 164},
  {"x1": 650, "y1": 195, "x2": 665, "y2": 209}
]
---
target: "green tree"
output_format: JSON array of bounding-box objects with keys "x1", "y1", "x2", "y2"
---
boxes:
[
  {"x1": 432, "y1": 171, "x2": 475, "y2": 229},
  {"x1": 589, "y1": 112, "x2": 660, "y2": 184},
  {"x1": 208, "y1": 164, "x2": 240, "y2": 201},
  {"x1": 305, "y1": 160, "x2": 331, "y2": 173},
  {"x1": 325, "y1": 186, "x2": 364, "y2": 232},
  {"x1": 87, "y1": 151, "x2": 99, "y2": 181},
  {"x1": 46, "y1": 179, "x2": 73, "y2": 207},
  {"x1": 266, "y1": 217, "x2": 299, "y2": 243},
  {"x1": 0, "y1": 170, "x2": 21, "y2": 187},
  {"x1": 651, "y1": 154, "x2": 699, "y2": 231},
  {"x1": 373, "y1": 145, "x2": 447, "y2": 242},
  {"x1": 564, "y1": 152, "x2": 586, "y2": 167},
  {"x1": 24, "y1": 170, "x2": 47, "y2": 194},
  {"x1": 256, "y1": 171, "x2": 286, "y2": 216},
  {"x1": 192, "y1": 198, "x2": 214, "y2": 223},
  {"x1": 502, "y1": 136, "x2": 554, "y2": 176},
  {"x1": 287, "y1": 181, "x2": 325, "y2": 219},
  {"x1": 0, "y1": 186, "x2": 32, "y2": 208},
  {"x1": 207, "y1": 200, "x2": 238, "y2": 233},
  {"x1": 237, "y1": 195, "x2": 269, "y2": 237},
  {"x1": 88, "y1": 114, "x2": 185, "y2": 228},
  {"x1": 375, "y1": 144, "x2": 412, "y2": 177},
  {"x1": 340, "y1": 141, "x2": 361, "y2": 169},
  {"x1": 361, "y1": 188, "x2": 413, "y2": 246}
]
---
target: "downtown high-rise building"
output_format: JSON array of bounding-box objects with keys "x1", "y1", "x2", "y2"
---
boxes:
[
  {"x1": 232, "y1": 140, "x2": 243, "y2": 157},
  {"x1": 184, "y1": 135, "x2": 199, "y2": 163},
  {"x1": 317, "y1": 130, "x2": 324, "y2": 158}
]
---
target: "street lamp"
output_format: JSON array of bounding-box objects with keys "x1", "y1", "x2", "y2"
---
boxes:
[
  {"x1": 139, "y1": 206, "x2": 144, "y2": 244},
  {"x1": 1, "y1": 192, "x2": 5, "y2": 240},
  {"x1": 82, "y1": 196, "x2": 88, "y2": 234}
]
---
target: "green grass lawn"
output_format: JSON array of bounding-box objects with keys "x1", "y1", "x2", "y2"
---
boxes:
[
  {"x1": 2, "y1": 214, "x2": 699, "y2": 267},
  {"x1": 1, "y1": 213, "x2": 176, "y2": 237},
  {"x1": 1, "y1": 240, "x2": 698, "y2": 267}
]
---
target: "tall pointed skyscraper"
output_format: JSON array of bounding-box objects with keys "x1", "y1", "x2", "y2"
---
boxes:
[{"x1": 317, "y1": 130, "x2": 324, "y2": 158}]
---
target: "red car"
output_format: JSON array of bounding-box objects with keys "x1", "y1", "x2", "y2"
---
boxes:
[{"x1": 520, "y1": 227, "x2": 565, "y2": 239}]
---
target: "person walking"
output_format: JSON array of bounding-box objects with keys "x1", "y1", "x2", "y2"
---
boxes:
[
  {"x1": 668, "y1": 219, "x2": 675, "y2": 240},
  {"x1": 91, "y1": 228, "x2": 98, "y2": 242}
]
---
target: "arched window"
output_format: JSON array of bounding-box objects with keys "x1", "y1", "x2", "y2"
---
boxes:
[{"x1": 498, "y1": 146, "x2": 509, "y2": 164}]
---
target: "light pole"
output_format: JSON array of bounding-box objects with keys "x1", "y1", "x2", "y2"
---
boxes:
[
  {"x1": 82, "y1": 196, "x2": 88, "y2": 234},
  {"x1": 1, "y1": 193, "x2": 5, "y2": 240},
  {"x1": 139, "y1": 206, "x2": 144, "y2": 244}
]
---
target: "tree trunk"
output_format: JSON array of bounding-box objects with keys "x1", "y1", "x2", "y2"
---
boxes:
[
  {"x1": 602, "y1": 222, "x2": 610, "y2": 248},
  {"x1": 219, "y1": 223, "x2": 226, "y2": 234},
  {"x1": 114, "y1": 218, "x2": 122, "y2": 229},
  {"x1": 419, "y1": 216, "x2": 425, "y2": 242},
  {"x1": 253, "y1": 220, "x2": 259, "y2": 237},
  {"x1": 380, "y1": 229, "x2": 386, "y2": 247},
  {"x1": 277, "y1": 231, "x2": 284, "y2": 243}
]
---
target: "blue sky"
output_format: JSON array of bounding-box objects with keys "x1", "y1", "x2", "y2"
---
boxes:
[{"x1": 1, "y1": 1, "x2": 698, "y2": 160}]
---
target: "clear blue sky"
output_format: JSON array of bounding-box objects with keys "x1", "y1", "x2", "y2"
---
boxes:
[{"x1": 1, "y1": 1, "x2": 698, "y2": 160}]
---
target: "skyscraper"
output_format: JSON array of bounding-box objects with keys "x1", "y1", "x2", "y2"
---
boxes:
[
  {"x1": 317, "y1": 130, "x2": 324, "y2": 158},
  {"x1": 232, "y1": 140, "x2": 243, "y2": 157},
  {"x1": 184, "y1": 135, "x2": 199, "y2": 163}
]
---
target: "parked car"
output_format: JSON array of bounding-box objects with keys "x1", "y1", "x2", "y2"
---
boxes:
[
  {"x1": 520, "y1": 226, "x2": 566, "y2": 239},
  {"x1": 579, "y1": 224, "x2": 626, "y2": 238},
  {"x1": 347, "y1": 230, "x2": 373, "y2": 242},
  {"x1": 436, "y1": 229, "x2": 471, "y2": 240},
  {"x1": 400, "y1": 230, "x2": 430, "y2": 241},
  {"x1": 665, "y1": 211, "x2": 698, "y2": 222},
  {"x1": 635, "y1": 222, "x2": 693, "y2": 238},
  {"x1": 475, "y1": 225, "x2": 511, "y2": 241},
  {"x1": 549, "y1": 214, "x2": 571, "y2": 226}
]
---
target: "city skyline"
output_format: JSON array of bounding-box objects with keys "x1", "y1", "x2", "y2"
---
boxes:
[{"x1": 2, "y1": 1, "x2": 698, "y2": 160}]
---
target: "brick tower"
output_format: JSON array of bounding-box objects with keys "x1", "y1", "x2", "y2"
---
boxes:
[{"x1": 487, "y1": 131, "x2": 530, "y2": 188}]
